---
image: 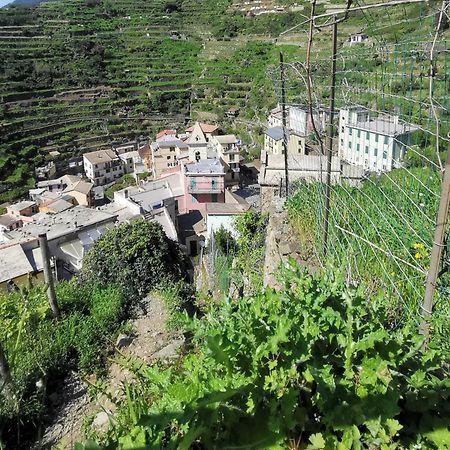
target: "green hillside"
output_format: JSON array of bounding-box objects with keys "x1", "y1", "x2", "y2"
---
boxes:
[{"x1": 0, "y1": 0, "x2": 446, "y2": 202}]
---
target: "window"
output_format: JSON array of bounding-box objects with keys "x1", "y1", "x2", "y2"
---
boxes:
[
  {"x1": 357, "y1": 129, "x2": 361, "y2": 138},
  {"x1": 349, "y1": 128, "x2": 352, "y2": 135},
  {"x1": 167, "y1": 156, "x2": 171, "y2": 160},
  {"x1": 211, "y1": 194, "x2": 218, "y2": 203},
  {"x1": 356, "y1": 144, "x2": 360, "y2": 152},
  {"x1": 384, "y1": 135, "x2": 388, "y2": 145},
  {"x1": 365, "y1": 146, "x2": 368, "y2": 154},
  {"x1": 374, "y1": 148, "x2": 378, "y2": 157},
  {"x1": 341, "y1": 126, "x2": 344, "y2": 133},
  {"x1": 375, "y1": 134, "x2": 379, "y2": 143},
  {"x1": 170, "y1": 147, "x2": 175, "y2": 152},
  {"x1": 366, "y1": 131, "x2": 370, "y2": 139},
  {"x1": 348, "y1": 141, "x2": 352, "y2": 149},
  {"x1": 383, "y1": 151, "x2": 388, "y2": 160}
]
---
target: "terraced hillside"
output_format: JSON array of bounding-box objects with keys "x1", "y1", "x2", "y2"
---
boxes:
[{"x1": 0, "y1": 0, "x2": 446, "y2": 202}]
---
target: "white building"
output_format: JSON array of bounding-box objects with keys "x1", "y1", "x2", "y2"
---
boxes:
[
  {"x1": 83, "y1": 149, "x2": 124, "y2": 186},
  {"x1": 338, "y1": 107, "x2": 417, "y2": 172},
  {"x1": 212, "y1": 135, "x2": 241, "y2": 186},
  {"x1": 348, "y1": 33, "x2": 369, "y2": 45}
]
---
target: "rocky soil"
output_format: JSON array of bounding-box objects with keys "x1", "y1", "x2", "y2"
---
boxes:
[{"x1": 33, "y1": 295, "x2": 183, "y2": 449}]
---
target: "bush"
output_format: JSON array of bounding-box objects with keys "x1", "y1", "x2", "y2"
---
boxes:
[
  {"x1": 213, "y1": 226, "x2": 236, "y2": 255},
  {"x1": 81, "y1": 220, "x2": 186, "y2": 303}
]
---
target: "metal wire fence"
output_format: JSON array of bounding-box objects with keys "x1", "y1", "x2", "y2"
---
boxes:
[{"x1": 266, "y1": 0, "x2": 450, "y2": 334}]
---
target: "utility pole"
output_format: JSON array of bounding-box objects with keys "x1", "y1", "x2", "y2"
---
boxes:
[
  {"x1": 39, "y1": 233, "x2": 60, "y2": 320},
  {"x1": 420, "y1": 142, "x2": 450, "y2": 347},
  {"x1": 323, "y1": 17, "x2": 338, "y2": 257},
  {"x1": 280, "y1": 51, "x2": 289, "y2": 198}
]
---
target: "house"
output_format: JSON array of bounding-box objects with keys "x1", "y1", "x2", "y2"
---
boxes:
[
  {"x1": 226, "y1": 107, "x2": 240, "y2": 118},
  {"x1": 156, "y1": 129, "x2": 177, "y2": 140},
  {"x1": 112, "y1": 183, "x2": 178, "y2": 240},
  {"x1": 212, "y1": 135, "x2": 241, "y2": 186},
  {"x1": 258, "y1": 151, "x2": 364, "y2": 210},
  {"x1": 83, "y1": 149, "x2": 124, "y2": 186},
  {"x1": 7, "y1": 201, "x2": 38, "y2": 221},
  {"x1": 185, "y1": 122, "x2": 219, "y2": 142},
  {"x1": 183, "y1": 159, "x2": 226, "y2": 210},
  {"x1": 338, "y1": 107, "x2": 418, "y2": 172},
  {"x1": 1, "y1": 206, "x2": 117, "y2": 273},
  {"x1": 150, "y1": 136, "x2": 189, "y2": 178},
  {"x1": 0, "y1": 242, "x2": 44, "y2": 292},
  {"x1": 118, "y1": 151, "x2": 147, "y2": 179},
  {"x1": 35, "y1": 161, "x2": 57, "y2": 180},
  {"x1": 348, "y1": 33, "x2": 369, "y2": 45},
  {"x1": 31, "y1": 175, "x2": 94, "y2": 207},
  {"x1": 264, "y1": 127, "x2": 306, "y2": 156},
  {"x1": 268, "y1": 105, "x2": 288, "y2": 128}
]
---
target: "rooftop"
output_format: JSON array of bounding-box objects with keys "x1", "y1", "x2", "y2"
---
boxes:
[
  {"x1": 0, "y1": 244, "x2": 44, "y2": 284},
  {"x1": 4, "y1": 206, "x2": 117, "y2": 243},
  {"x1": 0, "y1": 215, "x2": 21, "y2": 228},
  {"x1": 153, "y1": 136, "x2": 189, "y2": 149},
  {"x1": 186, "y1": 123, "x2": 219, "y2": 134},
  {"x1": 184, "y1": 159, "x2": 225, "y2": 175},
  {"x1": 8, "y1": 200, "x2": 36, "y2": 212},
  {"x1": 83, "y1": 149, "x2": 118, "y2": 165},
  {"x1": 352, "y1": 118, "x2": 418, "y2": 136},
  {"x1": 214, "y1": 134, "x2": 238, "y2": 145},
  {"x1": 265, "y1": 126, "x2": 289, "y2": 141},
  {"x1": 63, "y1": 180, "x2": 93, "y2": 195},
  {"x1": 156, "y1": 129, "x2": 176, "y2": 140}
]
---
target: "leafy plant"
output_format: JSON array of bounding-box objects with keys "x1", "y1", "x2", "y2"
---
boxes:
[
  {"x1": 81, "y1": 220, "x2": 186, "y2": 303},
  {"x1": 80, "y1": 264, "x2": 450, "y2": 449}
]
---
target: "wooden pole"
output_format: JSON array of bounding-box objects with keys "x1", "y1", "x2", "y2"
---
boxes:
[
  {"x1": 323, "y1": 17, "x2": 338, "y2": 257},
  {"x1": 280, "y1": 51, "x2": 289, "y2": 197},
  {"x1": 420, "y1": 142, "x2": 450, "y2": 347},
  {"x1": 38, "y1": 233, "x2": 60, "y2": 320}
]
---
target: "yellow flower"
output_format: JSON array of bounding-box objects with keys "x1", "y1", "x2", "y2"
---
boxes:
[
  {"x1": 413, "y1": 243, "x2": 424, "y2": 250},
  {"x1": 390, "y1": 271, "x2": 396, "y2": 277},
  {"x1": 415, "y1": 252, "x2": 422, "y2": 259}
]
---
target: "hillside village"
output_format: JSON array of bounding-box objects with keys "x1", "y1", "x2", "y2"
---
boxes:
[
  {"x1": 0, "y1": 101, "x2": 417, "y2": 291},
  {"x1": 0, "y1": 0, "x2": 449, "y2": 448}
]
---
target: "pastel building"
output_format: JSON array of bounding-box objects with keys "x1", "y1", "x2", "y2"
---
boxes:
[
  {"x1": 212, "y1": 135, "x2": 241, "y2": 186},
  {"x1": 338, "y1": 107, "x2": 418, "y2": 172},
  {"x1": 183, "y1": 159, "x2": 226, "y2": 211}
]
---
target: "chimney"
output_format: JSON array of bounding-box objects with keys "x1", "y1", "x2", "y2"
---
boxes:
[{"x1": 124, "y1": 189, "x2": 129, "y2": 198}]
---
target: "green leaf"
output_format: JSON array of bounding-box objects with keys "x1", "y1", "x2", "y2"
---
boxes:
[{"x1": 308, "y1": 433, "x2": 326, "y2": 449}]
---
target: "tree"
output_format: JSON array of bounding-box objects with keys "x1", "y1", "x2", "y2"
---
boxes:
[
  {"x1": 214, "y1": 226, "x2": 236, "y2": 255},
  {"x1": 81, "y1": 220, "x2": 186, "y2": 302}
]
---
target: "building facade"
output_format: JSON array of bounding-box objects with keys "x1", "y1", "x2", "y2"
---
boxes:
[
  {"x1": 83, "y1": 149, "x2": 124, "y2": 186},
  {"x1": 338, "y1": 107, "x2": 417, "y2": 172}
]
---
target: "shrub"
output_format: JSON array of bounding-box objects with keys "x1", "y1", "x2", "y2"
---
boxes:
[{"x1": 81, "y1": 220, "x2": 186, "y2": 303}]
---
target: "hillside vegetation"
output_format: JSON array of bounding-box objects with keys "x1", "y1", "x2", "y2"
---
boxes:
[{"x1": 0, "y1": 0, "x2": 439, "y2": 202}]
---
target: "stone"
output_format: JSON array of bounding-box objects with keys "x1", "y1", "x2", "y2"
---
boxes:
[
  {"x1": 152, "y1": 339, "x2": 185, "y2": 360},
  {"x1": 116, "y1": 334, "x2": 132, "y2": 348},
  {"x1": 93, "y1": 411, "x2": 110, "y2": 432}
]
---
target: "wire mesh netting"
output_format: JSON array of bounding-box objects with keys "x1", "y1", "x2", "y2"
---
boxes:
[{"x1": 266, "y1": 0, "x2": 450, "y2": 329}]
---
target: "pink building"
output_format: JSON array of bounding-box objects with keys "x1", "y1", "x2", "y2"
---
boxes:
[{"x1": 160, "y1": 159, "x2": 225, "y2": 214}]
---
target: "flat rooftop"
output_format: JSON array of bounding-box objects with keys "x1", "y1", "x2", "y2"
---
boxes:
[
  {"x1": 184, "y1": 159, "x2": 224, "y2": 175},
  {"x1": 5, "y1": 206, "x2": 117, "y2": 242},
  {"x1": 352, "y1": 118, "x2": 418, "y2": 136}
]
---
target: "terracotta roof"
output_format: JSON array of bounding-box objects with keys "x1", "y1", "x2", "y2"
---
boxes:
[
  {"x1": 156, "y1": 129, "x2": 176, "y2": 140},
  {"x1": 186, "y1": 123, "x2": 219, "y2": 134}
]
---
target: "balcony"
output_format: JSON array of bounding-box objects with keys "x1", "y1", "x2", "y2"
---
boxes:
[{"x1": 188, "y1": 182, "x2": 224, "y2": 194}]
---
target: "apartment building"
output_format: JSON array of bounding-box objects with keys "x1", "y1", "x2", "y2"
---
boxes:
[{"x1": 83, "y1": 149, "x2": 124, "y2": 186}]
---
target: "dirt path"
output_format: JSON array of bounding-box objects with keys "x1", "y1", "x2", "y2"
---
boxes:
[{"x1": 35, "y1": 295, "x2": 180, "y2": 449}]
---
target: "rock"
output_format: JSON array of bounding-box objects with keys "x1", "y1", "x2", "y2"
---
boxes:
[
  {"x1": 93, "y1": 411, "x2": 110, "y2": 432},
  {"x1": 152, "y1": 339, "x2": 185, "y2": 360},
  {"x1": 116, "y1": 334, "x2": 132, "y2": 348}
]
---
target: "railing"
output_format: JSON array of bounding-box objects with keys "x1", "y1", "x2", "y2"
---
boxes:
[{"x1": 188, "y1": 184, "x2": 224, "y2": 194}]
